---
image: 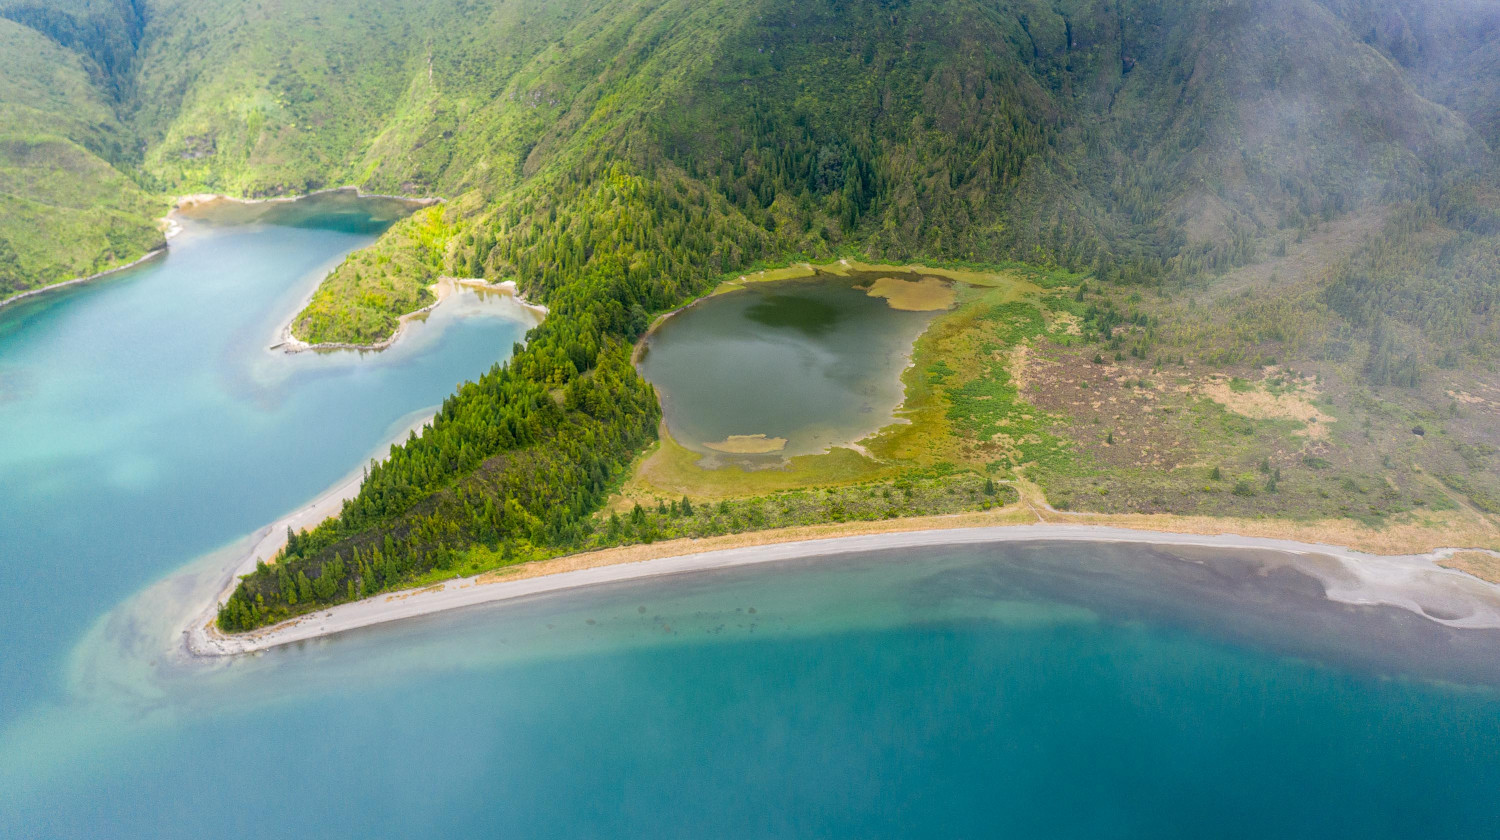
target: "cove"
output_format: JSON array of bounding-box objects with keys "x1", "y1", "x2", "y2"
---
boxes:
[
  {"x1": 0, "y1": 192, "x2": 538, "y2": 721},
  {"x1": 636, "y1": 270, "x2": 951, "y2": 463}
]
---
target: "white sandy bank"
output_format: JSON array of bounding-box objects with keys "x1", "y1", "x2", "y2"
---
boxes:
[{"x1": 187, "y1": 525, "x2": 1500, "y2": 657}]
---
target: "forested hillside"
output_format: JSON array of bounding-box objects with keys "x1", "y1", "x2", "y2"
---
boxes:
[
  {"x1": 7, "y1": 0, "x2": 1496, "y2": 302},
  {"x1": 7, "y1": 0, "x2": 1496, "y2": 303},
  {"x1": 2, "y1": 0, "x2": 1497, "y2": 628}
]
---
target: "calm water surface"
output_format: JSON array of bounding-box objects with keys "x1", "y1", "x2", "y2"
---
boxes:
[
  {"x1": 0, "y1": 192, "x2": 537, "y2": 716},
  {"x1": 1, "y1": 211, "x2": 1498, "y2": 838},
  {"x1": 4, "y1": 542, "x2": 1500, "y2": 838},
  {"x1": 638, "y1": 273, "x2": 943, "y2": 461}
]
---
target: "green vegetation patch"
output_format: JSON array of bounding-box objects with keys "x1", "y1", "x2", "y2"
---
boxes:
[
  {"x1": 289, "y1": 205, "x2": 453, "y2": 345},
  {"x1": 0, "y1": 19, "x2": 165, "y2": 298},
  {"x1": 940, "y1": 301, "x2": 1071, "y2": 475},
  {"x1": 631, "y1": 430, "x2": 894, "y2": 501},
  {"x1": 589, "y1": 471, "x2": 1011, "y2": 547},
  {"x1": 218, "y1": 342, "x2": 662, "y2": 631},
  {"x1": 222, "y1": 468, "x2": 1011, "y2": 631}
]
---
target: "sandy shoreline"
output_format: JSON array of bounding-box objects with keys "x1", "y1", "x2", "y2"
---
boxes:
[
  {"x1": 183, "y1": 411, "x2": 439, "y2": 655},
  {"x1": 178, "y1": 185, "x2": 458, "y2": 354},
  {"x1": 186, "y1": 512, "x2": 1500, "y2": 657},
  {"x1": 182, "y1": 259, "x2": 1500, "y2": 657},
  {"x1": 277, "y1": 278, "x2": 546, "y2": 354},
  {"x1": 175, "y1": 184, "x2": 441, "y2": 210}
]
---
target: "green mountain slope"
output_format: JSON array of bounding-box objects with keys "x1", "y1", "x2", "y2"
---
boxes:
[
  {"x1": 8, "y1": 0, "x2": 1492, "y2": 303},
  {"x1": 0, "y1": 13, "x2": 163, "y2": 298}
]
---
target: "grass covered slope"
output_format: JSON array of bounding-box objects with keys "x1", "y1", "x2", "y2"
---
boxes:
[
  {"x1": 5, "y1": 0, "x2": 1494, "y2": 312},
  {"x1": 131, "y1": 0, "x2": 441, "y2": 196},
  {"x1": 134, "y1": 0, "x2": 1485, "y2": 338},
  {"x1": 0, "y1": 16, "x2": 163, "y2": 299}
]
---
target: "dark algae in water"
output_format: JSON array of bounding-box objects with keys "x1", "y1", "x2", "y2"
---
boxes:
[
  {"x1": 744, "y1": 292, "x2": 843, "y2": 337},
  {"x1": 639, "y1": 270, "x2": 951, "y2": 463}
]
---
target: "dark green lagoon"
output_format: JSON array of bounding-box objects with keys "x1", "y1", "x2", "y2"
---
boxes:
[
  {"x1": 2, "y1": 212, "x2": 1499, "y2": 839},
  {"x1": 637, "y1": 272, "x2": 947, "y2": 462}
]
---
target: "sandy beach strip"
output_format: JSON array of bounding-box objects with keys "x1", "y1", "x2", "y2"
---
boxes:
[
  {"x1": 176, "y1": 185, "x2": 441, "y2": 210},
  {"x1": 187, "y1": 516, "x2": 1500, "y2": 657},
  {"x1": 182, "y1": 254, "x2": 1500, "y2": 657},
  {"x1": 182, "y1": 411, "x2": 439, "y2": 652}
]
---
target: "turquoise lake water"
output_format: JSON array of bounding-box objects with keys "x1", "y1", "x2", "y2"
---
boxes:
[{"x1": 2, "y1": 201, "x2": 1499, "y2": 837}]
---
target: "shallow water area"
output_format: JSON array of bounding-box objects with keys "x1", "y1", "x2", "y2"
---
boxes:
[
  {"x1": 637, "y1": 271, "x2": 949, "y2": 465},
  {"x1": 0, "y1": 192, "x2": 537, "y2": 721},
  {"x1": 5, "y1": 540, "x2": 1500, "y2": 838}
]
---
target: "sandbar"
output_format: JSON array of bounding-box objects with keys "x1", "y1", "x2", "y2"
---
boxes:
[
  {"x1": 703, "y1": 434, "x2": 789, "y2": 454},
  {"x1": 186, "y1": 514, "x2": 1500, "y2": 657}
]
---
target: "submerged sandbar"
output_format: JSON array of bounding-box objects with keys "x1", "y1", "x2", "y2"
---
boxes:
[
  {"x1": 703, "y1": 433, "x2": 789, "y2": 454},
  {"x1": 187, "y1": 522, "x2": 1500, "y2": 657}
]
